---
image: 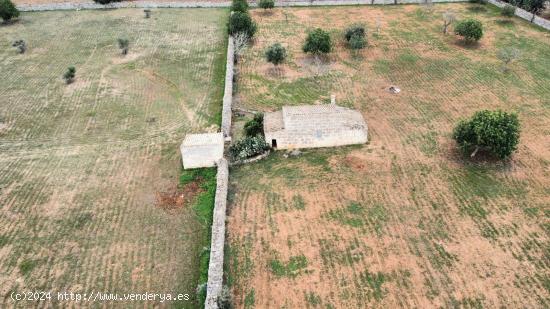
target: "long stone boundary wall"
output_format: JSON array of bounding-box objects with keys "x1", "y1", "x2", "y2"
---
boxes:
[
  {"x1": 486, "y1": 0, "x2": 550, "y2": 30},
  {"x1": 205, "y1": 158, "x2": 229, "y2": 309},
  {"x1": 221, "y1": 37, "x2": 234, "y2": 141},
  {"x1": 17, "y1": 0, "x2": 469, "y2": 11}
]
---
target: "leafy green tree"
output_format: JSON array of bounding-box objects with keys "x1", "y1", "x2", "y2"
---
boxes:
[
  {"x1": 501, "y1": 4, "x2": 516, "y2": 17},
  {"x1": 265, "y1": 43, "x2": 286, "y2": 66},
  {"x1": 344, "y1": 24, "x2": 366, "y2": 42},
  {"x1": 303, "y1": 28, "x2": 331, "y2": 54},
  {"x1": 244, "y1": 113, "x2": 264, "y2": 137},
  {"x1": 454, "y1": 19, "x2": 483, "y2": 43},
  {"x1": 228, "y1": 11, "x2": 257, "y2": 38},
  {"x1": 349, "y1": 34, "x2": 366, "y2": 50},
  {"x1": 453, "y1": 110, "x2": 520, "y2": 159},
  {"x1": 231, "y1": 0, "x2": 249, "y2": 13},
  {"x1": 0, "y1": 0, "x2": 19, "y2": 23},
  {"x1": 259, "y1": 0, "x2": 275, "y2": 10},
  {"x1": 63, "y1": 66, "x2": 76, "y2": 84}
]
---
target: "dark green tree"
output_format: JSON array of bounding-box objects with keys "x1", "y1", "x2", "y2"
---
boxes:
[
  {"x1": 453, "y1": 110, "x2": 520, "y2": 159},
  {"x1": 63, "y1": 66, "x2": 76, "y2": 84},
  {"x1": 117, "y1": 38, "x2": 129, "y2": 55},
  {"x1": 231, "y1": 0, "x2": 249, "y2": 13},
  {"x1": 258, "y1": 0, "x2": 275, "y2": 10},
  {"x1": 0, "y1": 0, "x2": 19, "y2": 23},
  {"x1": 265, "y1": 43, "x2": 286, "y2": 66},
  {"x1": 228, "y1": 11, "x2": 257, "y2": 38},
  {"x1": 454, "y1": 19, "x2": 483, "y2": 43},
  {"x1": 303, "y1": 28, "x2": 332, "y2": 54},
  {"x1": 244, "y1": 113, "x2": 264, "y2": 137}
]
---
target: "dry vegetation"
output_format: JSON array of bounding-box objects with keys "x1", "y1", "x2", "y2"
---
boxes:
[
  {"x1": 0, "y1": 8, "x2": 227, "y2": 307},
  {"x1": 227, "y1": 3, "x2": 550, "y2": 308}
]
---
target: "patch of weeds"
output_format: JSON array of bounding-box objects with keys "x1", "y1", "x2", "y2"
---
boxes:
[
  {"x1": 244, "y1": 289, "x2": 255, "y2": 308},
  {"x1": 359, "y1": 270, "x2": 387, "y2": 301},
  {"x1": 19, "y1": 259, "x2": 38, "y2": 276},
  {"x1": 366, "y1": 204, "x2": 388, "y2": 236},
  {"x1": 305, "y1": 291, "x2": 322, "y2": 307},
  {"x1": 0, "y1": 235, "x2": 8, "y2": 247},
  {"x1": 450, "y1": 296, "x2": 485, "y2": 309},
  {"x1": 319, "y1": 238, "x2": 364, "y2": 268},
  {"x1": 326, "y1": 202, "x2": 364, "y2": 228},
  {"x1": 431, "y1": 243, "x2": 458, "y2": 268},
  {"x1": 73, "y1": 212, "x2": 93, "y2": 229},
  {"x1": 292, "y1": 194, "x2": 306, "y2": 210},
  {"x1": 269, "y1": 255, "x2": 308, "y2": 278},
  {"x1": 424, "y1": 278, "x2": 440, "y2": 299}
]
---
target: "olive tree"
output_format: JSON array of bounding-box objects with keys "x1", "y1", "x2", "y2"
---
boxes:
[
  {"x1": 344, "y1": 24, "x2": 367, "y2": 50},
  {"x1": 0, "y1": 0, "x2": 19, "y2": 23},
  {"x1": 497, "y1": 47, "x2": 521, "y2": 72},
  {"x1": 454, "y1": 19, "x2": 483, "y2": 43},
  {"x1": 231, "y1": 0, "x2": 249, "y2": 13},
  {"x1": 265, "y1": 43, "x2": 286, "y2": 66},
  {"x1": 228, "y1": 11, "x2": 257, "y2": 38},
  {"x1": 12, "y1": 40, "x2": 26, "y2": 54},
  {"x1": 258, "y1": 0, "x2": 275, "y2": 11},
  {"x1": 442, "y1": 11, "x2": 456, "y2": 34},
  {"x1": 117, "y1": 38, "x2": 129, "y2": 55},
  {"x1": 303, "y1": 28, "x2": 331, "y2": 55},
  {"x1": 63, "y1": 66, "x2": 76, "y2": 84},
  {"x1": 453, "y1": 110, "x2": 520, "y2": 159}
]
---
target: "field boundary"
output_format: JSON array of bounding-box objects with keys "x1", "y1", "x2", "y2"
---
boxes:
[
  {"x1": 16, "y1": 0, "x2": 470, "y2": 12},
  {"x1": 221, "y1": 37, "x2": 234, "y2": 141},
  {"x1": 485, "y1": 0, "x2": 550, "y2": 30}
]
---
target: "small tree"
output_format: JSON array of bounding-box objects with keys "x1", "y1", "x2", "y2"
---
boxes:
[
  {"x1": 233, "y1": 32, "x2": 250, "y2": 61},
  {"x1": 117, "y1": 38, "x2": 129, "y2": 55},
  {"x1": 497, "y1": 47, "x2": 521, "y2": 72},
  {"x1": 228, "y1": 12, "x2": 257, "y2": 38},
  {"x1": 524, "y1": 0, "x2": 545, "y2": 20},
  {"x1": 93, "y1": 0, "x2": 120, "y2": 4},
  {"x1": 349, "y1": 34, "x2": 366, "y2": 50},
  {"x1": 244, "y1": 113, "x2": 264, "y2": 137},
  {"x1": 63, "y1": 66, "x2": 76, "y2": 84},
  {"x1": 453, "y1": 110, "x2": 520, "y2": 159},
  {"x1": 231, "y1": 0, "x2": 249, "y2": 13},
  {"x1": 345, "y1": 24, "x2": 367, "y2": 50},
  {"x1": 454, "y1": 19, "x2": 483, "y2": 43},
  {"x1": 258, "y1": 0, "x2": 275, "y2": 11},
  {"x1": 12, "y1": 40, "x2": 26, "y2": 54},
  {"x1": 265, "y1": 43, "x2": 286, "y2": 66},
  {"x1": 442, "y1": 11, "x2": 456, "y2": 34},
  {"x1": 303, "y1": 28, "x2": 331, "y2": 55},
  {"x1": 501, "y1": 5, "x2": 516, "y2": 18},
  {"x1": 0, "y1": 0, "x2": 19, "y2": 23},
  {"x1": 144, "y1": 9, "x2": 151, "y2": 18}
]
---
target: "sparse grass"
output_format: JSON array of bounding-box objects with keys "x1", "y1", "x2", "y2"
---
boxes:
[
  {"x1": 228, "y1": 3, "x2": 550, "y2": 308},
  {"x1": 0, "y1": 8, "x2": 227, "y2": 308},
  {"x1": 269, "y1": 254, "x2": 308, "y2": 278}
]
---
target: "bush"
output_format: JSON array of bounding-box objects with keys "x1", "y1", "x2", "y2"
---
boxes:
[
  {"x1": 501, "y1": 4, "x2": 516, "y2": 17},
  {"x1": 454, "y1": 19, "x2": 483, "y2": 43},
  {"x1": 63, "y1": 66, "x2": 76, "y2": 84},
  {"x1": 228, "y1": 11, "x2": 257, "y2": 38},
  {"x1": 453, "y1": 110, "x2": 520, "y2": 159},
  {"x1": 229, "y1": 136, "x2": 270, "y2": 160},
  {"x1": 265, "y1": 43, "x2": 286, "y2": 66},
  {"x1": 303, "y1": 28, "x2": 332, "y2": 54},
  {"x1": 244, "y1": 113, "x2": 264, "y2": 137},
  {"x1": 117, "y1": 38, "x2": 129, "y2": 55},
  {"x1": 231, "y1": 0, "x2": 249, "y2": 13},
  {"x1": 349, "y1": 34, "x2": 367, "y2": 50},
  {"x1": 12, "y1": 40, "x2": 26, "y2": 54},
  {"x1": 0, "y1": 0, "x2": 19, "y2": 22},
  {"x1": 258, "y1": 0, "x2": 275, "y2": 10},
  {"x1": 344, "y1": 24, "x2": 366, "y2": 42}
]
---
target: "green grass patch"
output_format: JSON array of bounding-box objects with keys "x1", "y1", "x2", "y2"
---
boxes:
[
  {"x1": 269, "y1": 254, "x2": 308, "y2": 278},
  {"x1": 19, "y1": 259, "x2": 38, "y2": 276}
]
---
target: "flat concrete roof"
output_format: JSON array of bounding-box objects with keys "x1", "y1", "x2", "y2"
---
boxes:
[{"x1": 182, "y1": 132, "x2": 224, "y2": 147}]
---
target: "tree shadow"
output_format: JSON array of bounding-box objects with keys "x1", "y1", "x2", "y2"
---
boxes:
[
  {"x1": 449, "y1": 146, "x2": 513, "y2": 171},
  {"x1": 454, "y1": 39, "x2": 482, "y2": 50}
]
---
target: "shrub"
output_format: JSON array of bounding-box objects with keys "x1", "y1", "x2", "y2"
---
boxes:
[
  {"x1": 303, "y1": 28, "x2": 332, "y2": 54},
  {"x1": 259, "y1": 0, "x2": 275, "y2": 10},
  {"x1": 217, "y1": 286, "x2": 233, "y2": 309},
  {"x1": 265, "y1": 43, "x2": 286, "y2": 66},
  {"x1": 231, "y1": 0, "x2": 249, "y2": 13},
  {"x1": 144, "y1": 9, "x2": 151, "y2": 18},
  {"x1": 12, "y1": 40, "x2": 26, "y2": 54},
  {"x1": 501, "y1": 4, "x2": 516, "y2": 17},
  {"x1": 344, "y1": 24, "x2": 366, "y2": 42},
  {"x1": 349, "y1": 34, "x2": 367, "y2": 50},
  {"x1": 228, "y1": 11, "x2": 257, "y2": 38},
  {"x1": 244, "y1": 113, "x2": 264, "y2": 137},
  {"x1": 229, "y1": 136, "x2": 270, "y2": 160},
  {"x1": 63, "y1": 66, "x2": 76, "y2": 84},
  {"x1": 453, "y1": 110, "x2": 520, "y2": 159},
  {"x1": 117, "y1": 38, "x2": 129, "y2": 55},
  {"x1": 454, "y1": 19, "x2": 483, "y2": 43},
  {"x1": 0, "y1": 0, "x2": 19, "y2": 22}
]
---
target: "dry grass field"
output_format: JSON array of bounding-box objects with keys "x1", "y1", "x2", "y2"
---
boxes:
[
  {"x1": 0, "y1": 8, "x2": 227, "y2": 307},
  {"x1": 227, "y1": 3, "x2": 550, "y2": 308}
]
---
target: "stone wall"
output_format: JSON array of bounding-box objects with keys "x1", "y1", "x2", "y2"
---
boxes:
[
  {"x1": 205, "y1": 158, "x2": 229, "y2": 309},
  {"x1": 221, "y1": 37, "x2": 234, "y2": 141},
  {"x1": 486, "y1": 0, "x2": 550, "y2": 31}
]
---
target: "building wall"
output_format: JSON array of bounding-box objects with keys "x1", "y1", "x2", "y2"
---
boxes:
[
  {"x1": 265, "y1": 128, "x2": 368, "y2": 150},
  {"x1": 180, "y1": 143, "x2": 224, "y2": 169}
]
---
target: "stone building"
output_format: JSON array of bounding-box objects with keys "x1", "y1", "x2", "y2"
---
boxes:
[
  {"x1": 263, "y1": 103, "x2": 368, "y2": 150},
  {"x1": 180, "y1": 132, "x2": 224, "y2": 169}
]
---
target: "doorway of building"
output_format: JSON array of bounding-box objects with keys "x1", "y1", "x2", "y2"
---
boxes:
[{"x1": 271, "y1": 139, "x2": 277, "y2": 148}]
